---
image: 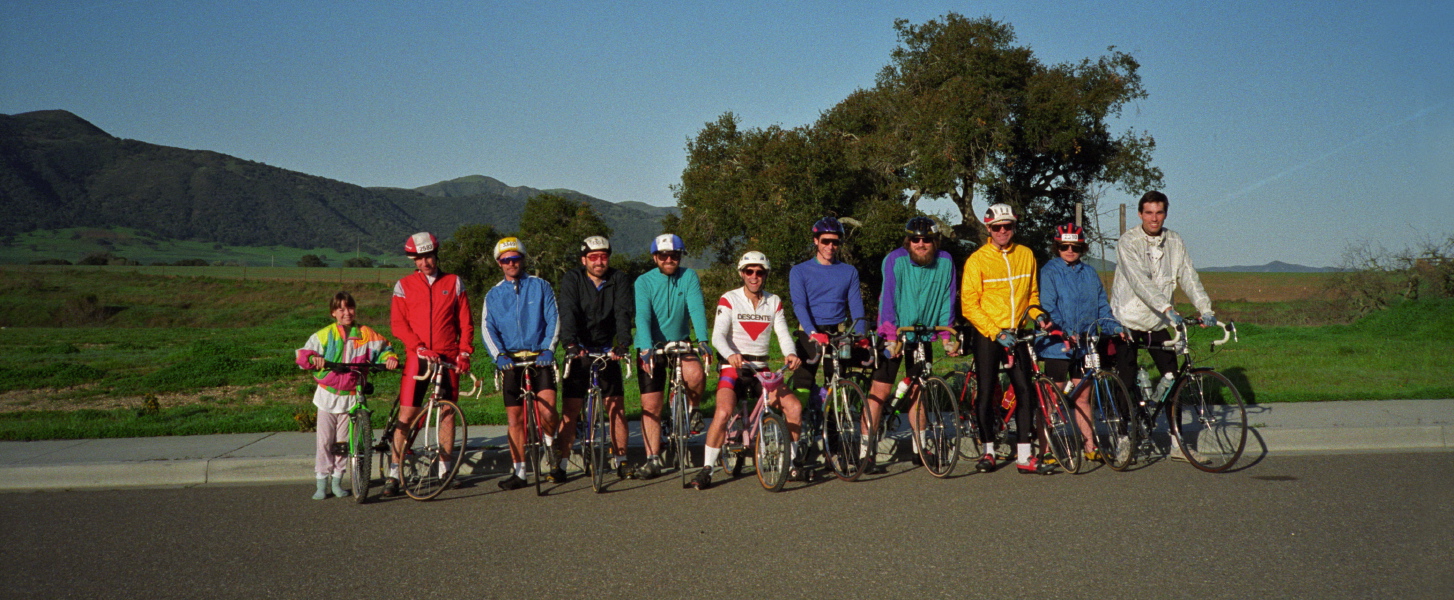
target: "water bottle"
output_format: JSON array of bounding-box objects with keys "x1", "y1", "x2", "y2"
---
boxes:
[
  {"x1": 1152, "y1": 373, "x2": 1175, "y2": 402},
  {"x1": 893, "y1": 377, "x2": 911, "y2": 402},
  {"x1": 1135, "y1": 368, "x2": 1154, "y2": 403}
]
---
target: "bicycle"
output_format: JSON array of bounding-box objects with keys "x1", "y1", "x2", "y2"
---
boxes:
[
  {"x1": 319, "y1": 361, "x2": 394, "y2": 504},
  {"x1": 563, "y1": 347, "x2": 632, "y2": 493},
  {"x1": 384, "y1": 352, "x2": 480, "y2": 501},
  {"x1": 1125, "y1": 318, "x2": 1246, "y2": 473},
  {"x1": 863, "y1": 325, "x2": 963, "y2": 478},
  {"x1": 648, "y1": 340, "x2": 708, "y2": 488},
  {"x1": 802, "y1": 324, "x2": 877, "y2": 481},
  {"x1": 496, "y1": 350, "x2": 560, "y2": 496},
  {"x1": 716, "y1": 366, "x2": 795, "y2": 491},
  {"x1": 1057, "y1": 319, "x2": 1135, "y2": 470}
]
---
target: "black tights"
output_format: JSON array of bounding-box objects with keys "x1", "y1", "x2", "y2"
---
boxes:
[
  {"x1": 1115, "y1": 329, "x2": 1179, "y2": 400},
  {"x1": 972, "y1": 329, "x2": 1034, "y2": 445}
]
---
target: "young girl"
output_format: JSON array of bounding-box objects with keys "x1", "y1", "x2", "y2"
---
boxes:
[{"x1": 295, "y1": 292, "x2": 398, "y2": 499}]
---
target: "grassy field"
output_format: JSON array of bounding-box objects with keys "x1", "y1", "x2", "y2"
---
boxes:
[
  {"x1": 0, "y1": 227, "x2": 403, "y2": 268},
  {"x1": 0, "y1": 266, "x2": 1448, "y2": 440}
]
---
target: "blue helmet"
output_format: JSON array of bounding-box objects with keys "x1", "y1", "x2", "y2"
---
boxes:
[
  {"x1": 650, "y1": 233, "x2": 685, "y2": 254},
  {"x1": 811, "y1": 217, "x2": 845, "y2": 237},
  {"x1": 905, "y1": 216, "x2": 939, "y2": 237}
]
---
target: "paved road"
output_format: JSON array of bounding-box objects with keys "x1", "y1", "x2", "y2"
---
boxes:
[{"x1": 4, "y1": 453, "x2": 1451, "y2": 599}]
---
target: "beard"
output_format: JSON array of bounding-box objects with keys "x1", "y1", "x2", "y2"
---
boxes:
[{"x1": 909, "y1": 244, "x2": 936, "y2": 266}]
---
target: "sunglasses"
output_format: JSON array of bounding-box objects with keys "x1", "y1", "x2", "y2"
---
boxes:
[
  {"x1": 817, "y1": 238, "x2": 842, "y2": 246},
  {"x1": 908, "y1": 236, "x2": 936, "y2": 244},
  {"x1": 1058, "y1": 244, "x2": 1086, "y2": 252},
  {"x1": 989, "y1": 223, "x2": 1015, "y2": 232},
  {"x1": 584, "y1": 252, "x2": 610, "y2": 262},
  {"x1": 497, "y1": 256, "x2": 522, "y2": 265},
  {"x1": 740, "y1": 268, "x2": 767, "y2": 277},
  {"x1": 654, "y1": 252, "x2": 682, "y2": 261}
]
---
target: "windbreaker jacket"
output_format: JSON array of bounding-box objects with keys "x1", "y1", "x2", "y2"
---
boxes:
[
  {"x1": 482, "y1": 275, "x2": 560, "y2": 357},
  {"x1": 960, "y1": 242, "x2": 1044, "y2": 338},
  {"x1": 558, "y1": 266, "x2": 634, "y2": 349},
  {"x1": 712, "y1": 287, "x2": 795, "y2": 362},
  {"x1": 391, "y1": 271, "x2": 474, "y2": 357},
  {"x1": 633, "y1": 267, "x2": 709, "y2": 349},
  {"x1": 1035, "y1": 258, "x2": 1117, "y2": 360},
  {"x1": 295, "y1": 323, "x2": 398, "y2": 395},
  {"x1": 1110, "y1": 227, "x2": 1213, "y2": 331},
  {"x1": 878, "y1": 248, "x2": 958, "y2": 343}
]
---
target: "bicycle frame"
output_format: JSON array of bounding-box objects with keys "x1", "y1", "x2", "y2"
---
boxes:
[
  {"x1": 563, "y1": 348, "x2": 632, "y2": 492},
  {"x1": 503, "y1": 351, "x2": 557, "y2": 496}
]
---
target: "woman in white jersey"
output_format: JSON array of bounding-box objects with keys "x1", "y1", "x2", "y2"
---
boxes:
[{"x1": 693, "y1": 252, "x2": 804, "y2": 490}]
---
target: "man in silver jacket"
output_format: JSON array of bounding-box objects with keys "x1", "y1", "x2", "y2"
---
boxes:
[{"x1": 1110, "y1": 191, "x2": 1217, "y2": 459}]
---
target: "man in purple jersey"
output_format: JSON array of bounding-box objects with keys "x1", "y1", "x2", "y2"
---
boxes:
[{"x1": 788, "y1": 217, "x2": 867, "y2": 397}]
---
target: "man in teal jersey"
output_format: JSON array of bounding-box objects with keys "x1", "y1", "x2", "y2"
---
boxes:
[{"x1": 632, "y1": 233, "x2": 710, "y2": 479}]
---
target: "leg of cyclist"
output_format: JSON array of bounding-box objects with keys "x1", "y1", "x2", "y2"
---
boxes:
[
  {"x1": 695, "y1": 369, "x2": 739, "y2": 490},
  {"x1": 971, "y1": 329, "x2": 1002, "y2": 472},
  {"x1": 1044, "y1": 358, "x2": 1094, "y2": 457},
  {"x1": 635, "y1": 353, "x2": 667, "y2": 478},
  {"x1": 790, "y1": 331, "x2": 823, "y2": 403},
  {"x1": 497, "y1": 369, "x2": 529, "y2": 490},
  {"x1": 774, "y1": 385, "x2": 806, "y2": 479},
  {"x1": 864, "y1": 351, "x2": 902, "y2": 472},
  {"x1": 558, "y1": 357, "x2": 587, "y2": 472},
  {"x1": 903, "y1": 343, "x2": 933, "y2": 462},
  {"x1": 682, "y1": 354, "x2": 706, "y2": 433},
  {"x1": 531, "y1": 366, "x2": 563, "y2": 482},
  {"x1": 436, "y1": 366, "x2": 459, "y2": 474},
  {"x1": 1006, "y1": 343, "x2": 1050, "y2": 474}
]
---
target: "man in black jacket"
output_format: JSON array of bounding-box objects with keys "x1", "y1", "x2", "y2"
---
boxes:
[{"x1": 555, "y1": 235, "x2": 636, "y2": 480}]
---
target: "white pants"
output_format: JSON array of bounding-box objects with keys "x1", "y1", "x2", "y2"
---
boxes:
[{"x1": 315, "y1": 410, "x2": 350, "y2": 476}]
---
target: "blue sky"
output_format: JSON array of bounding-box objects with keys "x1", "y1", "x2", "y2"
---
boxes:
[{"x1": 3, "y1": 1, "x2": 1450, "y2": 267}]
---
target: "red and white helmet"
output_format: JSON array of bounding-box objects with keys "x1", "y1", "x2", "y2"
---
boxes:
[
  {"x1": 1055, "y1": 223, "x2": 1085, "y2": 245},
  {"x1": 404, "y1": 232, "x2": 438, "y2": 256}
]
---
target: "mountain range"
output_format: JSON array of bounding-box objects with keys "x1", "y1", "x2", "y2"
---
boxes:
[
  {"x1": 1200, "y1": 261, "x2": 1345, "y2": 273},
  {"x1": 0, "y1": 110, "x2": 674, "y2": 255}
]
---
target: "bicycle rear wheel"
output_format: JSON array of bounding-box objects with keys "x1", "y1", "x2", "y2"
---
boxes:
[
  {"x1": 524, "y1": 393, "x2": 546, "y2": 496},
  {"x1": 1034, "y1": 377, "x2": 1082, "y2": 474},
  {"x1": 402, "y1": 400, "x2": 467, "y2": 501},
  {"x1": 755, "y1": 412, "x2": 790, "y2": 492},
  {"x1": 670, "y1": 387, "x2": 691, "y2": 488},
  {"x1": 1170, "y1": 370, "x2": 1247, "y2": 473},
  {"x1": 948, "y1": 369, "x2": 981, "y2": 461},
  {"x1": 1091, "y1": 372, "x2": 1135, "y2": 471},
  {"x1": 914, "y1": 377, "x2": 962, "y2": 478},
  {"x1": 823, "y1": 379, "x2": 866, "y2": 481},
  {"x1": 350, "y1": 409, "x2": 373, "y2": 504},
  {"x1": 586, "y1": 390, "x2": 609, "y2": 493}
]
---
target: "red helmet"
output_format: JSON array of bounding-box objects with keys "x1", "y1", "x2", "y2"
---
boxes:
[
  {"x1": 1055, "y1": 223, "x2": 1085, "y2": 245},
  {"x1": 404, "y1": 232, "x2": 438, "y2": 256}
]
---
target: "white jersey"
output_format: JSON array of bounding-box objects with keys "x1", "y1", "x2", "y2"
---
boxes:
[
  {"x1": 712, "y1": 287, "x2": 795, "y2": 365},
  {"x1": 1110, "y1": 226, "x2": 1214, "y2": 331}
]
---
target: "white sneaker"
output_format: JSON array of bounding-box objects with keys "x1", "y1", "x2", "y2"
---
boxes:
[
  {"x1": 1169, "y1": 440, "x2": 1204, "y2": 463},
  {"x1": 437, "y1": 461, "x2": 452, "y2": 477},
  {"x1": 1115, "y1": 436, "x2": 1131, "y2": 464}
]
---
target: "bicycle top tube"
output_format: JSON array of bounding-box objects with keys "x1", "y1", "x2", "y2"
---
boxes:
[{"x1": 320, "y1": 361, "x2": 394, "y2": 373}]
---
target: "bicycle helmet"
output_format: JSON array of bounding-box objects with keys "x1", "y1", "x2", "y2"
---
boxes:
[
  {"x1": 811, "y1": 217, "x2": 845, "y2": 237},
  {"x1": 736, "y1": 251, "x2": 770, "y2": 271},
  {"x1": 905, "y1": 216, "x2": 939, "y2": 237},
  {"x1": 579, "y1": 235, "x2": 611, "y2": 256},
  {"x1": 650, "y1": 233, "x2": 685, "y2": 254},
  {"x1": 404, "y1": 232, "x2": 438, "y2": 256},
  {"x1": 1055, "y1": 223, "x2": 1086, "y2": 245},
  {"x1": 493, "y1": 237, "x2": 524, "y2": 260},
  {"x1": 982, "y1": 203, "x2": 1017, "y2": 225}
]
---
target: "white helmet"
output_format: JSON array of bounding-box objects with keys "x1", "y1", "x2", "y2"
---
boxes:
[
  {"x1": 737, "y1": 251, "x2": 770, "y2": 271},
  {"x1": 580, "y1": 235, "x2": 611, "y2": 255},
  {"x1": 493, "y1": 237, "x2": 524, "y2": 260}
]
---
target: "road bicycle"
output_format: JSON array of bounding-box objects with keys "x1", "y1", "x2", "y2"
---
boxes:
[
  {"x1": 1058, "y1": 318, "x2": 1136, "y2": 470},
  {"x1": 1125, "y1": 318, "x2": 1246, "y2": 473},
  {"x1": 497, "y1": 351, "x2": 560, "y2": 496},
  {"x1": 646, "y1": 341, "x2": 710, "y2": 488},
  {"x1": 378, "y1": 352, "x2": 481, "y2": 501},
  {"x1": 563, "y1": 347, "x2": 632, "y2": 493},
  {"x1": 803, "y1": 323, "x2": 877, "y2": 481},
  {"x1": 863, "y1": 325, "x2": 962, "y2": 478},
  {"x1": 716, "y1": 366, "x2": 795, "y2": 492},
  {"x1": 319, "y1": 361, "x2": 394, "y2": 504}
]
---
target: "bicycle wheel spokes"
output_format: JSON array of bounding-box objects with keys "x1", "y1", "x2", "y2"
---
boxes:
[
  {"x1": 823, "y1": 380, "x2": 866, "y2": 481},
  {"x1": 402, "y1": 403, "x2": 450, "y2": 501},
  {"x1": 755, "y1": 413, "x2": 790, "y2": 491},
  {"x1": 587, "y1": 391, "x2": 609, "y2": 493},
  {"x1": 1172, "y1": 371, "x2": 1248, "y2": 473},
  {"x1": 1035, "y1": 377, "x2": 1083, "y2": 474},
  {"x1": 1093, "y1": 373, "x2": 1135, "y2": 471},
  {"x1": 952, "y1": 371, "x2": 980, "y2": 461},
  {"x1": 671, "y1": 388, "x2": 691, "y2": 487},
  {"x1": 350, "y1": 410, "x2": 373, "y2": 504},
  {"x1": 916, "y1": 377, "x2": 961, "y2": 478}
]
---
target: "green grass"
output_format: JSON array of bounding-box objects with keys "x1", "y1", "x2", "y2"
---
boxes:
[{"x1": 0, "y1": 226, "x2": 404, "y2": 268}]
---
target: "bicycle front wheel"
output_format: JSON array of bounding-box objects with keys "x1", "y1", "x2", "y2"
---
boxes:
[
  {"x1": 1171, "y1": 370, "x2": 1248, "y2": 473},
  {"x1": 1091, "y1": 372, "x2": 1135, "y2": 471},
  {"x1": 914, "y1": 377, "x2": 962, "y2": 478},
  {"x1": 755, "y1": 412, "x2": 791, "y2": 492},
  {"x1": 823, "y1": 379, "x2": 866, "y2": 481},
  {"x1": 350, "y1": 409, "x2": 373, "y2": 504},
  {"x1": 401, "y1": 400, "x2": 467, "y2": 501},
  {"x1": 670, "y1": 388, "x2": 691, "y2": 488},
  {"x1": 586, "y1": 390, "x2": 609, "y2": 493},
  {"x1": 1034, "y1": 377, "x2": 1083, "y2": 474},
  {"x1": 948, "y1": 369, "x2": 981, "y2": 461}
]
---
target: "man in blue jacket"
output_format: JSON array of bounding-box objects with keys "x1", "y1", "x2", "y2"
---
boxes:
[
  {"x1": 482, "y1": 237, "x2": 562, "y2": 490},
  {"x1": 789, "y1": 217, "x2": 867, "y2": 398}
]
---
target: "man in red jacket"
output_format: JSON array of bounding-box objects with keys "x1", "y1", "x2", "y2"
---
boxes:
[{"x1": 387, "y1": 232, "x2": 475, "y2": 496}]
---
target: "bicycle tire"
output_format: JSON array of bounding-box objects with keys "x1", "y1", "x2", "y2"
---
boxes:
[
  {"x1": 719, "y1": 398, "x2": 744, "y2": 478},
  {"x1": 915, "y1": 377, "x2": 962, "y2": 478},
  {"x1": 402, "y1": 400, "x2": 467, "y2": 501},
  {"x1": 1034, "y1": 377, "x2": 1083, "y2": 474},
  {"x1": 670, "y1": 387, "x2": 691, "y2": 488},
  {"x1": 587, "y1": 390, "x2": 609, "y2": 493},
  {"x1": 755, "y1": 412, "x2": 790, "y2": 492},
  {"x1": 1170, "y1": 369, "x2": 1247, "y2": 473},
  {"x1": 1092, "y1": 372, "x2": 1136, "y2": 471},
  {"x1": 823, "y1": 379, "x2": 866, "y2": 481},
  {"x1": 524, "y1": 392, "x2": 545, "y2": 496},
  {"x1": 350, "y1": 409, "x2": 373, "y2": 504},
  {"x1": 949, "y1": 369, "x2": 981, "y2": 461}
]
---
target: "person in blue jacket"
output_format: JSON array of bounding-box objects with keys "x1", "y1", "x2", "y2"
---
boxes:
[
  {"x1": 1035, "y1": 223, "x2": 1124, "y2": 462},
  {"x1": 482, "y1": 237, "x2": 562, "y2": 490}
]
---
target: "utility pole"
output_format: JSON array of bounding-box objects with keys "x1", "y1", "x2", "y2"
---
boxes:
[
  {"x1": 1075, "y1": 202, "x2": 1083, "y2": 228},
  {"x1": 1119, "y1": 204, "x2": 1126, "y2": 236}
]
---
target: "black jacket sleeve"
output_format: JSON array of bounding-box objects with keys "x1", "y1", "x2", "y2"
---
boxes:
[
  {"x1": 559, "y1": 269, "x2": 582, "y2": 347},
  {"x1": 612, "y1": 270, "x2": 635, "y2": 348}
]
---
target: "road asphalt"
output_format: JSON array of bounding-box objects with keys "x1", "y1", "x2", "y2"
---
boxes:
[{"x1": 2, "y1": 398, "x2": 1451, "y2": 492}]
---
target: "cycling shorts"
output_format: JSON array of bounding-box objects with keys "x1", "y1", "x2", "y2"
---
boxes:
[
  {"x1": 398, "y1": 353, "x2": 459, "y2": 408},
  {"x1": 871, "y1": 341, "x2": 933, "y2": 384},
  {"x1": 561, "y1": 356, "x2": 624, "y2": 399},
  {"x1": 637, "y1": 351, "x2": 701, "y2": 395},
  {"x1": 501, "y1": 365, "x2": 558, "y2": 408}
]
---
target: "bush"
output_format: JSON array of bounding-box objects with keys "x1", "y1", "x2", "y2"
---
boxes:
[
  {"x1": 297, "y1": 254, "x2": 328, "y2": 268},
  {"x1": 343, "y1": 257, "x2": 375, "y2": 268},
  {"x1": 29, "y1": 258, "x2": 73, "y2": 265}
]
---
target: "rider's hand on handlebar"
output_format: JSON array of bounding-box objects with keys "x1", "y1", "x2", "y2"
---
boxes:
[
  {"x1": 534, "y1": 350, "x2": 554, "y2": 367},
  {"x1": 417, "y1": 348, "x2": 441, "y2": 362},
  {"x1": 308, "y1": 355, "x2": 325, "y2": 370},
  {"x1": 995, "y1": 330, "x2": 1016, "y2": 349},
  {"x1": 809, "y1": 332, "x2": 830, "y2": 346},
  {"x1": 494, "y1": 355, "x2": 513, "y2": 370},
  {"x1": 727, "y1": 353, "x2": 744, "y2": 369},
  {"x1": 455, "y1": 354, "x2": 470, "y2": 373},
  {"x1": 565, "y1": 343, "x2": 584, "y2": 358},
  {"x1": 1201, "y1": 314, "x2": 1218, "y2": 328},
  {"x1": 611, "y1": 344, "x2": 628, "y2": 361},
  {"x1": 384, "y1": 356, "x2": 400, "y2": 370},
  {"x1": 1164, "y1": 308, "x2": 1185, "y2": 327},
  {"x1": 1035, "y1": 313, "x2": 1054, "y2": 331}
]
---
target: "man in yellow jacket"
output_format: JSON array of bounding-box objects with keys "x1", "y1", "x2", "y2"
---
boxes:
[{"x1": 960, "y1": 203, "x2": 1055, "y2": 475}]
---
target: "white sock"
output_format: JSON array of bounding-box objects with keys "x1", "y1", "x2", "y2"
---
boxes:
[
  {"x1": 789, "y1": 442, "x2": 798, "y2": 460},
  {"x1": 558, "y1": 456, "x2": 569, "y2": 470},
  {"x1": 438, "y1": 461, "x2": 451, "y2": 476},
  {"x1": 513, "y1": 461, "x2": 526, "y2": 478},
  {"x1": 388, "y1": 463, "x2": 400, "y2": 479},
  {"x1": 612, "y1": 455, "x2": 625, "y2": 468},
  {"x1": 984, "y1": 443, "x2": 995, "y2": 456},
  {"x1": 543, "y1": 434, "x2": 554, "y2": 449},
  {"x1": 1017, "y1": 443, "x2": 1032, "y2": 464},
  {"x1": 703, "y1": 446, "x2": 721, "y2": 472}
]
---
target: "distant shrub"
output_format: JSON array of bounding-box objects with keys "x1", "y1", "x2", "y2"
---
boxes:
[
  {"x1": 29, "y1": 258, "x2": 73, "y2": 265},
  {"x1": 343, "y1": 257, "x2": 375, "y2": 268},
  {"x1": 297, "y1": 254, "x2": 328, "y2": 268},
  {"x1": 124, "y1": 339, "x2": 294, "y2": 394},
  {"x1": 174, "y1": 259, "x2": 210, "y2": 267},
  {"x1": 0, "y1": 362, "x2": 106, "y2": 392},
  {"x1": 78, "y1": 252, "x2": 115, "y2": 266}
]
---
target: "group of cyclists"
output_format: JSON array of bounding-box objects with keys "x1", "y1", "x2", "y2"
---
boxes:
[{"x1": 363, "y1": 190, "x2": 1215, "y2": 495}]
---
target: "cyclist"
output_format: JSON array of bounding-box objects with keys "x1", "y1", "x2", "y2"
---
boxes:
[
  {"x1": 788, "y1": 217, "x2": 867, "y2": 401},
  {"x1": 389, "y1": 232, "x2": 475, "y2": 497},
  {"x1": 693, "y1": 251, "x2": 804, "y2": 490},
  {"x1": 1036, "y1": 223, "x2": 1125, "y2": 462},
  {"x1": 868, "y1": 216, "x2": 960, "y2": 472},
  {"x1": 632, "y1": 233, "x2": 710, "y2": 479},
  {"x1": 1109, "y1": 191, "x2": 1216, "y2": 462},
  {"x1": 482, "y1": 237, "x2": 561, "y2": 490},
  {"x1": 557, "y1": 235, "x2": 635, "y2": 480},
  {"x1": 960, "y1": 204, "x2": 1055, "y2": 475}
]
